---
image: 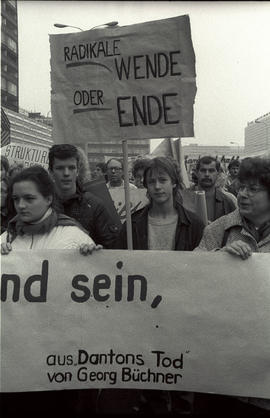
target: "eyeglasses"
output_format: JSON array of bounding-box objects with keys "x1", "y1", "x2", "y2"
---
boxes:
[
  {"x1": 107, "y1": 167, "x2": 122, "y2": 172},
  {"x1": 238, "y1": 183, "x2": 267, "y2": 196}
]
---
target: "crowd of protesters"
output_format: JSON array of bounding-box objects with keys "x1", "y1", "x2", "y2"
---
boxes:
[{"x1": 1, "y1": 147, "x2": 270, "y2": 417}]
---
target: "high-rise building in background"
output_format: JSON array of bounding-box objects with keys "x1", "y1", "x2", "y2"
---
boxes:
[
  {"x1": 245, "y1": 112, "x2": 270, "y2": 156},
  {"x1": 182, "y1": 144, "x2": 244, "y2": 159},
  {"x1": 1, "y1": 0, "x2": 19, "y2": 112},
  {"x1": 1, "y1": 107, "x2": 53, "y2": 169},
  {"x1": 84, "y1": 139, "x2": 150, "y2": 172}
]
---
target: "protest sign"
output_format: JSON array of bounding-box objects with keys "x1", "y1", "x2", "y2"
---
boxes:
[
  {"x1": 50, "y1": 15, "x2": 196, "y2": 144},
  {"x1": 108, "y1": 187, "x2": 149, "y2": 223},
  {"x1": 1, "y1": 142, "x2": 49, "y2": 169},
  {"x1": 1, "y1": 250, "x2": 270, "y2": 398},
  {"x1": 150, "y1": 137, "x2": 190, "y2": 188},
  {"x1": 180, "y1": 189, "x2": 208, "y2": 225}
]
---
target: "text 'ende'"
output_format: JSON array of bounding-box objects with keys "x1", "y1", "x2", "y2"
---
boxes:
[{"x1": 117, "y1": 94, "x2": 179, "y2": 127}]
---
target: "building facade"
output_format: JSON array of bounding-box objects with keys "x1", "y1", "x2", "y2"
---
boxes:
[
  {"x1": 1, "y1": 107, "x2": 53, "y2": 168},
  {"x1": 245, "y1": 112, "x2": 270, "y2": 156},
  {"x1": 182, "y1": 143, "x2": 244, "y2": 160},
  {"x1": 84, "y1": 139, "x2": 150, "y2": 172},
  {"x1": 1, "y1": 0, "x2": 19, "y2": 112},
  {"x1": 152, "y1": 140, "x2": 244, "y2": 176}
]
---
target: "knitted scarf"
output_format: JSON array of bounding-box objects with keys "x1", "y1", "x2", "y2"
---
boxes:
[{"x1": 7, "y1": 209, "x2": 88, "y2": 243}]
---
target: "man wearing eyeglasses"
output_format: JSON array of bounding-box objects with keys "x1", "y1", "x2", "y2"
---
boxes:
[{"x1": 106, "y1": 158, "x2": 137, "y2": 189}]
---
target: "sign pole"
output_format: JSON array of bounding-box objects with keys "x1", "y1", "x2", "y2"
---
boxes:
[
  {"x1": 176, "y1": 137, "x2": 190, "y2": 188},
  {"x1": 122, "y1": 139, "x2": 133, "y2": 249}
]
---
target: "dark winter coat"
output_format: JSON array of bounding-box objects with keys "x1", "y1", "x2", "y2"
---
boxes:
[
  {"x1": 55, "y1": 188, "x2": 120, "y2": 248},
  {"x1": 114, "y1": 202, "x2": 205, "y2": 250}
]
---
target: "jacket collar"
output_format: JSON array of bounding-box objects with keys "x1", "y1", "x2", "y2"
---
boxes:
[
  {"x1": 223, "y1": 209, "x2": 244, "y2": 230},
  {"x1": 59, "y1": 187, "x2": 82, "y2": 204},
  {"x1": 133, "y1": 202, "x2": 191, "y2": 226}
]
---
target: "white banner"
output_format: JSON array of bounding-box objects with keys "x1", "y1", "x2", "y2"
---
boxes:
[
  {"x1": 2, "y1": 142, "x2": 49, "y2": 169},
  {"x1": 1, "y1": 250, "x2": 270, "y2": 398}
]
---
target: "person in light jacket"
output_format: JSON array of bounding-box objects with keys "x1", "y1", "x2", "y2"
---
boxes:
[
  {"x1": 1, "y1": 165, "x2": 101, "y2": 254},
  {"x1": 0, "y1": 165, "x2": 101, "y2": 417},
  {"x1": 194, "y1": 157, "x2": 270, "y2": 415}
]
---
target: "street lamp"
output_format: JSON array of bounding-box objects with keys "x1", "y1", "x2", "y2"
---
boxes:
[
  {"x1": 54, "y1": 23, "x2": 83, "y2": 31},
  {"x1": 255, "y1": 119, "x2": 269, "y2": 151},
  {"x1": 90, "y1": 21, "x2": 118, "y2": 30},
  {"x1": 53, "y1": 21, "x2": 118, "y2": 31}
]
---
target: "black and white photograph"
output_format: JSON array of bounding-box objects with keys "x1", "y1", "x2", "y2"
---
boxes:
[{"x1": 1, "y1": 1, "x2": 270, "y2": 417}]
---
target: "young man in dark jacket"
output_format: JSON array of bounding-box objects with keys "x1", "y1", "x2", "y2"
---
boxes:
[
  {"x1": 114, "y1": 156, "x2": 204, "y2": 251},
  {"x1": 81, "y1": 156, "x2": 205, "y2": 414},
  {"x1": 107, "y1": 157, "x2": 205, "y2": 415},
  {"x1": 49, "y1": 144, "x2": 119, "y2": 248}
]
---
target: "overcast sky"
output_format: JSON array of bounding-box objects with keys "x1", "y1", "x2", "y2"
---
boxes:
[{"x1": 17, "y1": 1, "x2": 270, "y2": 148}]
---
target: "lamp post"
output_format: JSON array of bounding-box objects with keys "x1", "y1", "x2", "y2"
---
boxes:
[
  {"x1": 53, "y1": 21, "x2": 118, "y2": 31},
  {"x1": 90, "y1": 21, "x2": 118, "y2": 30},
  {"x1": 255, "y1": 119, "x2": 269, "y2": 152},
  {"x1": 54, "y1": 23, "x2": 83, "y2": 31},
  {"x1": 230, "y1": 141, "x2": 240, "y2": 156}
]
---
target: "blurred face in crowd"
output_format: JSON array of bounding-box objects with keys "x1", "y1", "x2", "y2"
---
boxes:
[
  {"x1": 12, "y1": 180, "x2": 52, "y2": 223},
  {"x1": 237, "y1": 180, "x2": 270, "y2": 224},
  {"x1": 146, "y1": 168, "x2": 175, "y2": 206},
  {"x1": 94, "y1": 166, "x2": 104, "y2": 179},
  {"x1": 50, "y1": 157, "x2": 78, "y2": 195},
  {"x1": 134, "y1": 168, "x2": 145, "y2": 188},
  {"x1": 1, "y1": 180, "x2": 8, "y2": 209},
  {"x1": 197, "y1": 161, "x2": 219, "y2": 190},
  {"x1": 128, "y1": 169, "x2": 134, "y2": 183},
  {"x1": 106, "y1": 159, "x2": 123, "y2": 186},
  {"x1": 229, "y1": 165, "x2": 239, "y2": 179}
]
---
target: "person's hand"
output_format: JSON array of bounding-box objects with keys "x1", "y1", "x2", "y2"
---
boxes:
[
  {"x1": 1, "y1": 242, "x2": 12, "y2": 255},
  {"x1": 79, "y1": 243, "x2": 103, "y2": 256},
  {"x1": 225, "y1": 240, "x2": 252, "y2": 260}
]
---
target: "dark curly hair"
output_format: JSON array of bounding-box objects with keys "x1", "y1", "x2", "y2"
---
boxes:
[
  {"x1": 10, "y1": 165, "x2": 55, "y2": 203},
  {"x1": 95, "y1": 162, "x2": 107, "y2": 173},
  {"x1": 196, "y1": 156, "x2": 220, "y2": 172},
  {"x1": 239, "y1": 157, "x2": 270, "y2": 196},
  {"x1": 48, "y1": 144, "x2": 79, "y2": 170},
  {"x1": 132, "y1": 158, "x2": 151, "y2": 177}
]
